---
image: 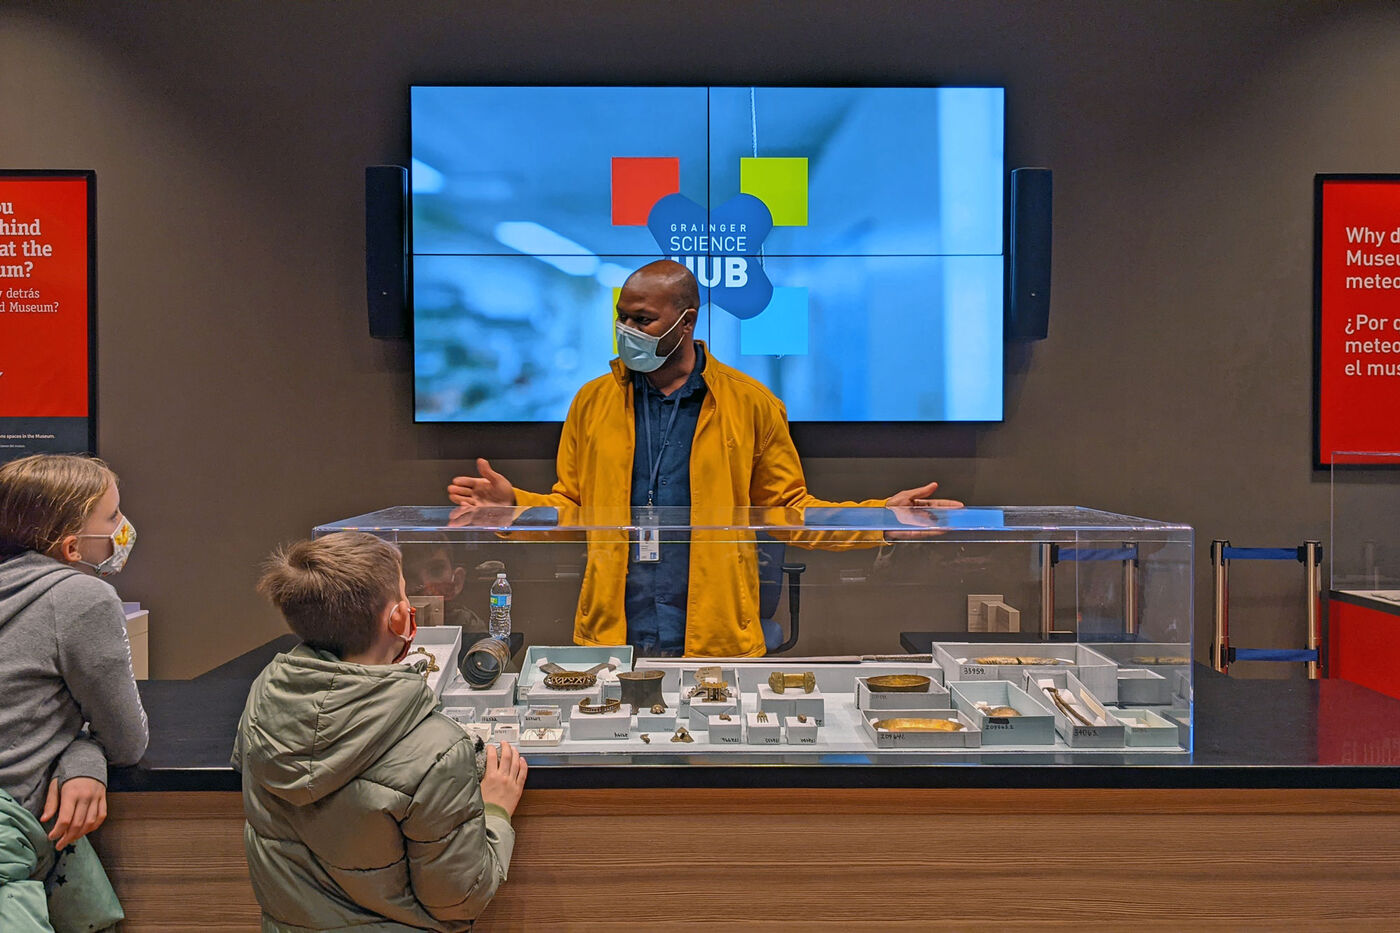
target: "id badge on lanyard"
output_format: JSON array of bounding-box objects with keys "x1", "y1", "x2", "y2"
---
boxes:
[{"x1": 637, "y1": 505, "x2": 660, "y2": 562}]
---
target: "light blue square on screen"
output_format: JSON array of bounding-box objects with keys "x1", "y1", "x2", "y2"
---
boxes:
[{"x1": 740, "y1": 287, "x2": 808, "y2": 356}]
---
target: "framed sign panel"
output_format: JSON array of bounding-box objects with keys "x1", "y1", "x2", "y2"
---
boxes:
[{"x1": 0, "y1": 170, "x2": 96, "y2": 465}]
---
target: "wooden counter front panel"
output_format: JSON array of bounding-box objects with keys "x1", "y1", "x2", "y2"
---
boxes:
[{"x1": 97, "y1": 789, "x2": 1400, "y2": 931}]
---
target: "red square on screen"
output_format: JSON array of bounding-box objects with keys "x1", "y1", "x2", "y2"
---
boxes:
[{"x1": 612, "y1": 157, "x2": 679, "y2": 225}]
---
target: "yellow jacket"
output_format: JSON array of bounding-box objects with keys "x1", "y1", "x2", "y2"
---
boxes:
[{"x1": 514, "y1": 345, "x2": 883, "y2": 657}]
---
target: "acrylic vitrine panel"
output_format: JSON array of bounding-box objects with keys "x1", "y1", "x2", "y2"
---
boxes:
[
  {"x1": 314, "y1": 505, "x2": 1193, "y2": 763},
  {"x1": 1331, "y1": 452, "x2": 1400, "y2": 593}
]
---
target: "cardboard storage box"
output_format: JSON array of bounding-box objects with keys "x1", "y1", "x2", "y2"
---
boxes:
[
  {"x1": 860, "y1": 709, "x2": 981, "y2": 749},
  {"x1": 122, "y1": 604, "x2": 148, "y2": 681},
  {"x1": 1116, "y1": 668, "x2": 1171, "y2": 706},
  {"x1": 568, "y1": 708, "x2": 632, "y2": 741},
  {"x1": 949, "y1": 680, "x2": 1055, "y2": 746},
  {"x1": 934, "y1": 642, "x2": 1119, "y2": 704},
  {"x1": 708, "y1": 715, "x2": 743, "y2": 744},
  {"x1": 785, "y1": 716, "x2": 819, "y2": 745},
  {"x1": 855, "y1": 677, "x2": 951, "y2": 711},
  {"x1": 440, "y1": 671, "x2": 519, "y2": 712},
  {"x1": 746, "y1": 712, "x2": 781, "y2": 745},
  {"x1": 520, "y1": 645, "x2": 633, "y2": 689},
  {"x1": 1023, "y1": 670, "x2": 1124, "y2": 747},
  {"x1": 1114, "y1": 708, "x2": 1181, "y2": 747},
  {"x1": 410, "y1": 625, "x2": 462, "y2": 699}
]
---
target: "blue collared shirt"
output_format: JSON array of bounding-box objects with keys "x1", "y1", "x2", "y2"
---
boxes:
[{"x1": 625, "y1": 343, "x2": 707, "y2": 656}]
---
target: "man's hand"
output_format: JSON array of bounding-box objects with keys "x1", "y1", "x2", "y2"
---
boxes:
[
  {"x1": 41, "y1": 776, "x2": 107, "y2": 849},
  {"x1": 448, "y1": 458, "x2": 516, "y2": 507},
  {"x1": 480, "y1": 741, "x2": 528, "y2": 819},
  {"x1": 886, "y1": 481, "x2": 964, "y2": 509}
]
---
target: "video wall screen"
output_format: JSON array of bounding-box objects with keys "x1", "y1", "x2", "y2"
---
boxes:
[{"x1": 411, "y1": 86, "x2": 1005, "y2": 423}]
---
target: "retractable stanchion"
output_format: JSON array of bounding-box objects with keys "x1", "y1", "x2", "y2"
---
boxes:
[{"x1": 1211, "y1": 539, "x2": 1324, "y2": 679}]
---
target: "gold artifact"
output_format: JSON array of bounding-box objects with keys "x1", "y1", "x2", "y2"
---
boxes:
[
  {"x1": 541, "y1": 661, "x2": 613, "y2": 690},
  {"x1": 767, "y1": 671, "x2": 817, "y2": 694},
  {"x1": 650, "y1": 703, "x2": 666, "y2": 715},
  {"x1": 872, "y1": 717, "x2": 964, "y2": 732},
  {"x1": 982, "y1": 706, "x2": 1021, "y2": 718},
  {"x1": 756, "y1": 712, "x2": 769, "y2": 723},
  {"x1": 1046, "y1": 688, "x2": 1093, "y2": 726},
  {"x1": 974, "y1": 656, "x2": 1068, "y2": 666},
  {"x1": 406, "y1": 647, "x2": 440, "y2": 676},
  {"x1": 640, "y1": 733, "x2": 651, "y2": 744},
  {"x1": 718, "y1": 713, "x2": 732, "y2": 721},
  {"x1": 576, "y1": 697, "x2": 622, "y2": 715},
  {"x1": 796, "y1": 714, "x2": 808, "y2": 724},
  {"x1": 865, "y1": 674, "x2": 932, "y2": 693},
  {"x1": 686, "y1": 668, "x2": 731, "y2": 702},
  {"x1": 670, "y1": 725, "x2": 694, "y2": 743}
]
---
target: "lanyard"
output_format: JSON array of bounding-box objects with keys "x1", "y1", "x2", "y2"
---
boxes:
[{"x1": 640, "y1": 376, "x2": 683, "y2": 507}]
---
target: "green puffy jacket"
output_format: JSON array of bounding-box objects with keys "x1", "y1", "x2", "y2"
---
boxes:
[{"x1": 232, "y1": 644, "x2": 513, "y2": 932}]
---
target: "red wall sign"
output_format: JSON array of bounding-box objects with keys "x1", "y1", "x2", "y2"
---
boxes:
[
  {"x1": 1315, "y1": 174, "x2": 1400, "y2": 467},
  {"x1": 0, "y1": 171, "x2": 95, "y2": 464}
]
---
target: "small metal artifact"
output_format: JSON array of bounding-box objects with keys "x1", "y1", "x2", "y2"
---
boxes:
[
  {"x1": 756, "y1": 712, "x2": 769, "y2": 723},
  {"x1": 650, "y1": 703, "x2": 666, "y2": 715},
  {"x1": 718, "y1": 713, "x2": 732, "y2": 721},
  {"x1": 686, "y1": 667, "x2": 731, "y2": 702},
  {"x1": 973, "y1": 656, "x2": 1067, "y2": 666},
  {"x1": 459, "y1": 637, "x2": 510, "y2": 689},
  {"x1": 541, "y1": 661, "x2": 614, "y2": 690},
  {"x1": 576, "y1": 697, "x2": 622, "y2": 715},
  {"x1": 796, "y1": 714, "x2": 808, "y2": 724},
  {"x1": 670, "y1": 725, "x2": 694, "y2": 743},
  {"x1": 1047, "y1": 687, "x2": 1094, "y2": 726},
  {"x1": 767, "y1": 671, "x2": 817, "y2": 694},
  {"x1": 984, "y1": 706, "x2": 1021, "y2": 718},
  {"x1": 640, "y1": 733, "x2": 651, "y2": 744},
  {"x1": 872, "y1": 717, "x2": 964, "y2": 733},
  {"x1": 865, "y1": 674, "x2": 932, "y2": 693},
  {"x1": 407, "y1": 647, "x2": 439, "y2": 676},
  {"x1": 1131, "y1": 655, "x2": 1190, "y2": 665},
  {"x1": 618, "y1": 669, "x2": 665, "y2": 713}
]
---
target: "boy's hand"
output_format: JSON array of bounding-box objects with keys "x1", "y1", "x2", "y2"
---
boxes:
[
  {"x1": 480, "y1": 741, "x2": 528, "y2": 818},
  {"x1": 41, "y1": 776, "x2": 108, "y2": 849}
]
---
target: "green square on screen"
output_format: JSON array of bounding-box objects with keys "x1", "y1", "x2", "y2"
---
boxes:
[{"x1": 739, "y1": 158, "x2": 808, "y2": 226}]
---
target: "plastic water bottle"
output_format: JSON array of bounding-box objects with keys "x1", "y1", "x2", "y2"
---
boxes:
[{"x1": 489, "y1": 572, "x2": 512, "y2": 641}]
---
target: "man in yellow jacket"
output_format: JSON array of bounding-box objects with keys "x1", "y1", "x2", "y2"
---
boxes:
[{"x1": 448, "y1": 260, "x2": 960, "y2": 658}]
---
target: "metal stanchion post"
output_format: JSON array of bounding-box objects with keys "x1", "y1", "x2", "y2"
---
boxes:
[
  {"x1": 1040, "y1": 542, "x2": 1055, "y2": 638},
  {"x1": 1123, "y1": 542, "x2": 1139, "y2": 637},
  {"x1": 1304, "y1": 540, "x2": 1322, "y2": 679},
  {"x1": 1212, "y1": 539, "x2": 1229, "y2": 674}
]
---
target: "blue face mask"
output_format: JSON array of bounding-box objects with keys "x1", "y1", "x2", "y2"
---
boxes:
[{"x1": 615, "y1": 314, "x2": 687, "y2": 373}]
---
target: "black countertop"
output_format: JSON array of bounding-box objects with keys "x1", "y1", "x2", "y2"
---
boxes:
[{"x1": 110, "y1": 636, "x2": 1400, "y2": 793}]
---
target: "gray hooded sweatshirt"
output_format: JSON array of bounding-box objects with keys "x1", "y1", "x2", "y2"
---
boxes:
[
  {"x1": 233, "y1": 644, "x2": 514, "y2": 932},
  {"x1": 0, "y1": 551, "x2": 149, "y2": 817}
]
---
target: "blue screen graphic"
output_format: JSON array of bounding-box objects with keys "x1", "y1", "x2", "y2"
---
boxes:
[{"x1": 411, "y1": 86, "x2": 1005, "y2": 422}]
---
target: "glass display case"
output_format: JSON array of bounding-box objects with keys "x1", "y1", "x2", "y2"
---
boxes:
[
  {"x1": 314, "y1": 505, "x2": 1193, "y2": 763},
  {"x1": 1329, "y1": 452, "x2": 1400, "y2": 699}
]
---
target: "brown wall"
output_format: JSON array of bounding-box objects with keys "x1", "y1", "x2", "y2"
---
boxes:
[{"x1": 3, "y1": 1, "x2": 1398, "y2": 677}]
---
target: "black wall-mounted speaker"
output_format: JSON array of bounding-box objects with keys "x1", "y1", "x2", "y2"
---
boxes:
[
  {"x1": 1006, "y1": 167, "x2": 1052, "y2": 341},
  {"x1": 366, "y1": 165, "x2": 409, "y2": 339}
]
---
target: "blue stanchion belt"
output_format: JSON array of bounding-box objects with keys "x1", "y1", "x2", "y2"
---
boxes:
[
  {"x1": 1221, "y1": 547, "x2": 1298, "y2": 561},
  {"x1": 1232, "y1": 648, "x2": 1318, "y2": 662}
]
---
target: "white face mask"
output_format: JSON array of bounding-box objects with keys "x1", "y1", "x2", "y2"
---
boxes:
[
  {"x1": 615, "y1": 313, "x2": 687, "y2": 373},
  {"x1": 77, "y1": 517, "x2": 136, "y2": 576}
]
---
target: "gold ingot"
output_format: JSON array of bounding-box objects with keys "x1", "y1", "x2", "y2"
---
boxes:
[
  {"x1": 872, "y1": 717, "x2": 964, "y2": 733},
  {"x1": 865, "y1": 674, "x2": 932, "y2": 693},
  {"x1": 767, "y1": 671, "x2": 817, "y2": 694}
]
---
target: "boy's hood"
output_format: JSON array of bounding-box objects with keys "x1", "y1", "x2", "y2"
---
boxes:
[
  {"x1": 0, "y1": 551, "x2": 89, "y2": 631},
  {"x1": 236, "y1": 643, "x2": 439, "y2": 806}
]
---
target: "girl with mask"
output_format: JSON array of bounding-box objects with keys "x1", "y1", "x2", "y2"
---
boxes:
[{"x1": 0, "y1": 453, "x2": 149, "y2": 931}]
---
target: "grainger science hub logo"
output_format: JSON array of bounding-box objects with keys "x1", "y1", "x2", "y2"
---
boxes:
[{"x1": 611, "y1": 157, "x2": 810, "y2": 355}]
